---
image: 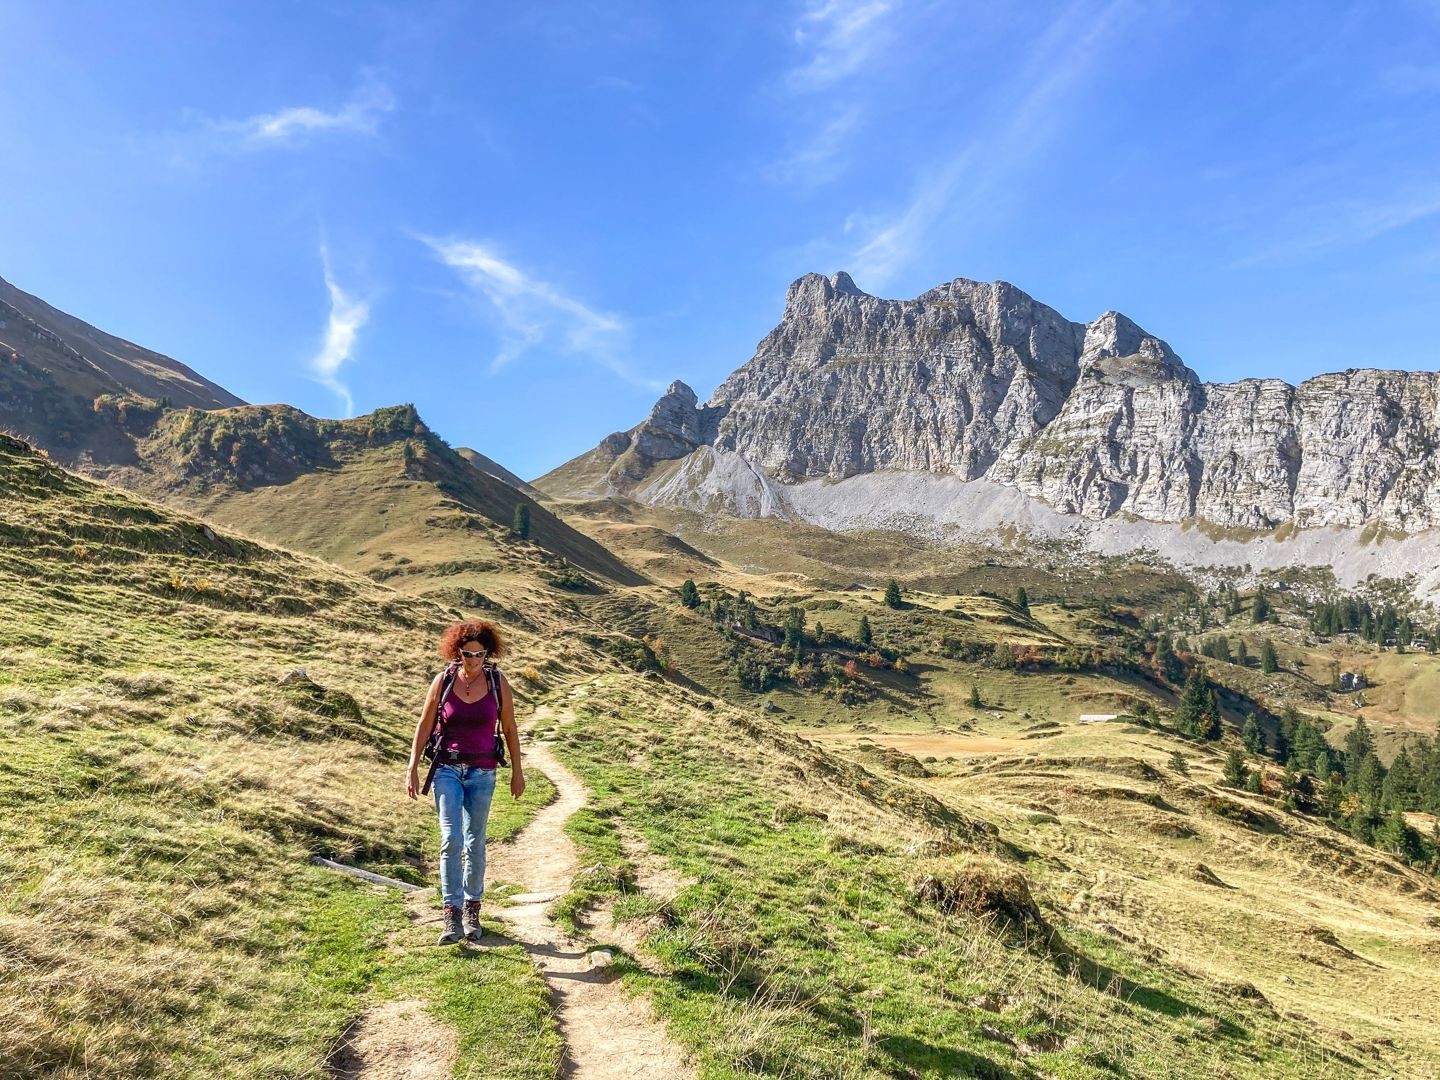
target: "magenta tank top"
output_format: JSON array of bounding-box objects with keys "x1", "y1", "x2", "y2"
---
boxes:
[{"x1": 438, "y1": 677, "x2": 500, "y2": 766}]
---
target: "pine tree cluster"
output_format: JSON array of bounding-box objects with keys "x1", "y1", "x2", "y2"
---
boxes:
[
  {"x1": 1251, "y1": 711, "x2": 1440, "y2": 872},
  {"x1": 1308, "y1": 594, "x2": 1434, "y2": 651}
]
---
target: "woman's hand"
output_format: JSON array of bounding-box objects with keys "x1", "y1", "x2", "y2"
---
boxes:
[
  {"x1": 406, "y1": 764, "x2": 420, "y2": 800},
  {"x1": 510, "y1": 770, "x2": 526, "y2": 799}
]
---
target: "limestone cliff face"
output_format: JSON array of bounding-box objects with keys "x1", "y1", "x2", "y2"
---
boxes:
[
  {"x1": 704, "y1": 272, "x2": 1081, "y2": 480},
  {"x1": 538, "y1": 272, "x2": 1440, "y2": 531}
]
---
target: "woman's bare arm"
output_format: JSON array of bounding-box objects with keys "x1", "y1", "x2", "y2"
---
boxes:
[
  {"x1": 405, "y1": 673, "x2": 444, "y2": 799},
  {"x1": 499, "y1": 674, "x2": 525, "y2": 798}
]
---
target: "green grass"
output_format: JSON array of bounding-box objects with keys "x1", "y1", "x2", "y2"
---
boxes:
[
  {"x1": 9, "y1": 421, "x2": 1440, "y2": 1078},
  {"x1": 546, "y1": 677, "x2": 1374, "y2": 1079},
  {"x1": 303, "y1": 886, "x2": 562, "y2": 1079},
  {"x1": 0, "y1": 433, "x2": 558, "y2": 1077}
]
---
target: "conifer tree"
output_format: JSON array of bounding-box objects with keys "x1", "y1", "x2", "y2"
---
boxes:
[
  {"x1": 1344, "y1": 718, "x2": 1375, "y2": 776},
  {"x1": 1245, "y1": 768, "x2": 1264, "y2": 794},
  {"x1": 1252, "y1": 586, "x2": 1271, "y2": 624},
  {"x1": 884, "y1": 580, "x2": 903, "y2": 608},
  {"x1": 969, "y1": 683, "x2": 982, "y2": 708},
  {"x1": 1355, "y1": 753, "x2": 1385, "y2": 806},
  {"x1": 1349, "y1": 808, "x2": 1375, "y2": 844},
  {"x1": 510, "y1": 502, "x2": 531, "y2": 539},
  {"x1": 679, "y1": 579, "x2": 700, "y2": 608},
  {"x1": 1235, "y1": 638, "x2": 1249, "y2": 667},
  {"x1": 1241, "y1": 713, "x2": 1264, "y2": 754},
  {"x1": 782, "y1": 606, "x2": 806, "y2": 651},
  {"x1": 1198, "y1": 697, "x2": 1222, "y2": 741},
  {"x1": 858, "y1": 614, "x2": 873, "y2": 647},
  {"x1": 1223, "y1": 748, "x2": 1246, "y2": 786},
  {"x1": 1319, "y1": 773, "x2": 1344, "y2": 817},
  {"x1": 1290, "y1": 719, "x2": 1325, "y2": 772},
  {"x1": 1381, "y1": 747, "x2": 1416, "y2": 811},
  {"x1": 1154, "y1": 633, "x2": 1184, "y2": 684},
  {"x1": 1013, "y1": 586, "x2": 1029, "y2": 613},
  {"x1": 1260, "y1": 639, "x2": 1278, "y2": 673},
  {"x1": 1174, "y1": 666, "x2": 1211, "y2": 736},
  {"x1": 1375, "y1": 809, "x2": 1423, "y2": 862},
  {"x1": 1168, "y1": 751, "x2": 1190, "y2": 777}
]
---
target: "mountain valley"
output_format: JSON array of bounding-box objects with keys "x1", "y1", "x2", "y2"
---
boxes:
[{"x1": 2, "y1": 272, "x2": 1439, "y2": 1078}]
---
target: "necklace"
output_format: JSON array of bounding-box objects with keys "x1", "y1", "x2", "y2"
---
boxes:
[{"x1": 458, "y1": 665, "x2": 483, "y2": 692}]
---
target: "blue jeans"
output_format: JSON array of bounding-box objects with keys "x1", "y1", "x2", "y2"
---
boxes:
[{"x1": 432, "y1": 764, "x2": 497, "y2": 909}]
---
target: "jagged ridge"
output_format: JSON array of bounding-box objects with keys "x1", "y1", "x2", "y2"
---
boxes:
[{"x1": 540, "y1": 272, "x2": 1440, "y2": 531}]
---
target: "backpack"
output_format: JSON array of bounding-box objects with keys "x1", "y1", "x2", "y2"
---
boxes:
[{"x1": 419, "y1": 662, "x2": 506, "y2": 795}]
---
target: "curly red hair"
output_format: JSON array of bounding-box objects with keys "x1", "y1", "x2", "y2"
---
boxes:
[{"x1": 438, "y1": 619, "x2": 506, "y2": 663}]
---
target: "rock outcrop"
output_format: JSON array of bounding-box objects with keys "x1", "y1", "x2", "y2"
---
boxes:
[{"x1": 540, "y1": 272, "x2": 1440, "y2": 532}]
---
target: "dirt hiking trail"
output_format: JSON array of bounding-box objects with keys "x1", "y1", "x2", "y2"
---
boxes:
[
  {"x1": 327, "y1": 998, "x2": 457, "y2": 1080},
  {"x1": 487, "y1": 709, "x2": 695, "y2": 1079},
  {"x1": 332, "y1": 704, "x2": 694, "y2": 1080}
]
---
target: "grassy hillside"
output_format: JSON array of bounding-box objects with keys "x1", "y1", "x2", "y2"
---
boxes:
[
  {"x1": 88, "y1": 403, "x2": 647, "y2": 618},
  {"x1": 0, "y1": 432, "x2": 562, "y2": 1077},
  {"x1": 0, "y1": 273, "x2": 243, "y2": 463},
  {"x1": 541, "y1": 674, "x2": 1440, "y2": 1078},
  {"x1": 8, "y1": 416, "x2": 1440, "y2": 1077}
]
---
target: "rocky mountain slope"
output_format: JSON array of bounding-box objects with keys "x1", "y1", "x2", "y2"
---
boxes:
[
  {"x1": 0, "y1": 271, "x2": 642, "y2": 592},
  {"x1": 541, "y1": 272, "x2": 1440, "y2": 532},
  {"x1": 0, "y1": 272, "x2": 244, "y2": 460},
  {"x1": 538, "y1": 272, "x2": 1440, "y2": 595}
]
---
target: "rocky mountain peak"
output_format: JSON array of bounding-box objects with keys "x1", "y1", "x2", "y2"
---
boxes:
[
  {"x1": 647, "y1": 379, "x2": 707, "y2": 442},
  {"x1": 541, "y1": 270, "x2": 1440, "y2": 534},
  {"x1": 1079, "y1": 311, "x2": 1195, "y2": 385},
  {"x1": 783, "y1": 270, "x2": 870, "y2": 312}
]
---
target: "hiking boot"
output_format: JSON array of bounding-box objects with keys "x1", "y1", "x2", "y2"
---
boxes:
[
  {"x1": 463, "y1": 899, "x2": 484, "y2": 942},
  {"x1": 436, "y1": 904, "x2": 463, "y2": 945}
]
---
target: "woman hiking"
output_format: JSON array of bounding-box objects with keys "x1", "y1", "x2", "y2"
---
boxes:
[{"x1": 406, "y1": 619, "x2": 526, "y2": 945}]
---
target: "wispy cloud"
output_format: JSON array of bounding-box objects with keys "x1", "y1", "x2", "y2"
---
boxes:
[
  {"x1": 422, "y1": 237, "x2": 660, "y2": 390},
  {"x1": 764, "y1": 1, "x2": 898, "y2": 188},
  {"x1": 843, "y1": 0, "x2": 1136, "y2": 286},
  {"x1": 788, "y1": 0, "x2": 896, "y2": 93},
  {"x1": 1233, "y1": 187, "x2": 1440, "y2": 267},
  {"x1": 310, "y1": 247, "x2": 369, "y2": 416},
  {"x1": 764, "y1": 105, "x2": 863, "y2": 187},
  {"x1": 205, "y1": 74, "x2": 395, "y2": 149}
]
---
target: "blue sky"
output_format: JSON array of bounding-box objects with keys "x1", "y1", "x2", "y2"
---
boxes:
[{"x1": 2, "y1": 1, "x2": 1439, "y2": 480}]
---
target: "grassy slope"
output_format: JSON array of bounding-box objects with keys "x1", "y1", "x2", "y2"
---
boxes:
[
  {"x1": 0, "y1": 433, "x2": 559, "y2": 1078},
  {"x1": 93, "y1": 403, "x2": 646, "y2": 591},
  {"x1": 10, "y1": 411, "x2": 1440, "y2": 1077},
  {"x1": 541, "y1": 675, "x2": 1432, "y2": 1079},
  {"x1": 535, "y1": 569, "x2": 1440, "y2": 1076}
]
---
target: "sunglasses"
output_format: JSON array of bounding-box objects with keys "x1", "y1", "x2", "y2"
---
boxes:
[{"x1": 460, "y1": 648, "x2": 488, "y2": 658}]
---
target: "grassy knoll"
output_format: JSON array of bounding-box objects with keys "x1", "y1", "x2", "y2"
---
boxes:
[
  {"x1": 541, "y1": 675, "x2": 1427, "y2": 1078},
  {"x1": 94, "y1": 403, "x2": 645, "y2": 610},
  {"x1": 0, "y1": 434, "x2": 557, "y2": 1077}
]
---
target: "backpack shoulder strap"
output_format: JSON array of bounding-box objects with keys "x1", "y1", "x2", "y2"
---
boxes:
[
  {"x1": 433, "y1": 664, "x2": 460, "y2": 727},
  {"x1": 486, "y1": 664, "x2": 507, "y2": 766}
]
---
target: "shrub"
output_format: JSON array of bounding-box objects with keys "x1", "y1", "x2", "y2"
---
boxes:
[
  {"x1": 541, "y1": 565, "x2": 591, "y2": 590},
  {"x1": 910, "y1": 854, "x2": 1043, "y2": 925}
]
